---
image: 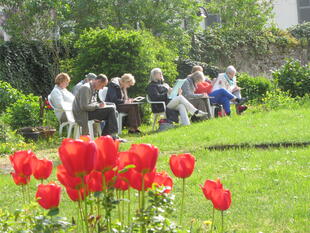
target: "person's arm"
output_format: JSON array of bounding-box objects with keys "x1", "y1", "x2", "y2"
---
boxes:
[
  {"x1": 106, "y1": 85, "x2": 124, "y2": 104},
  {"x1": 147, "y1": 84, "x2": 168, "y2": 101},
  {"x1": 181, "y1": 80, "x2": 204, "y2": 99},
  {"x1": 79, "y1": 86, "x2": 99, "y2": 111}
]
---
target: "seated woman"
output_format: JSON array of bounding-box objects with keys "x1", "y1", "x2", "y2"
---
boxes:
[
  {"x1": 49, "y1": 72, "x2": 75, "y2": 122},
  {"x1": 105, "y1": 73, "x2": 142, "y2": 134},
  {"x1": 147, "y1": 68, "x2": 207, "y2": 126}
]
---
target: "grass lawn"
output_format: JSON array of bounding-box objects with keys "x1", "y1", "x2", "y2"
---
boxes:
[{"x1": 0, "y1": 107, "x2": 309, "y2": 232}]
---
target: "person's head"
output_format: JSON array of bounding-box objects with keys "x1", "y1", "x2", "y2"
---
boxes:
[
  {"x1": 120, "y1": 73, "x2": 135, "y2": 89},
  {"x1": 189, "y1": 71, "x2": 204, "y2": 85},
  {"x1": 150, "y1": 68, "x2": 163, "y2": 82},
  {"x1": 226, "y1": 65, "x2": 237, "y2": 79},
  {"x1": 55, "y1": 73, "x2": 70, "y2": 88},
  {"x1": 191, "y1": 65, "x2": 203, "y2": 73},
  {"x1": 92, "y1": 74, "x2": 108, "y2": 90}
]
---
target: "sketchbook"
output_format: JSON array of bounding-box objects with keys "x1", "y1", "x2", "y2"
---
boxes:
[
  {"x1": 133, "y1": 96, "x2": 145, "y2": 102},
  {"x1": 168, "y1": 79, "x2": 186, "y2": 99}
]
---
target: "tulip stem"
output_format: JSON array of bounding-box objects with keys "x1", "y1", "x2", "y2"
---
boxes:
[
  {"x1": 82, "y1": 179, "x2": 89, "y2": 233},
  {"x1": 141, "y1": 174, "x2": 146, "y2": 233},
  {"x1": 211, "y1": 207, "x2": 215, "y2": 233},
  {"x1": 121, "y1": 191, "x2": 125, "y2": 225},
  {"x1": 221, "y1": 211, "x2": 224, "y2": 233},
  {"x1": 180, "y1": 178, "x2": 186, "y2": 225},
  {"x1": 21, "y1": 186, "x2": 25, "y2": 204},
  {"x1": 128, "y1": 188, "x2": 131, "y2": 225},
  {"x1": 78, "y1": 200, "x2": 85, "y2": 233}
]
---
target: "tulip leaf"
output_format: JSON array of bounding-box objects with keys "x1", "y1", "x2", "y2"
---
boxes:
[
  {"x1": 118, "y1": 164, "x2": 136, "y2": 174},
  {"x1": 47, "y1": 208, "x2": 59, "y2": 216}
]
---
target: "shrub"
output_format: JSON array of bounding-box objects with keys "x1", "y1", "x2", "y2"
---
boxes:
[
  {"x1": 0, "y1": 80, "x2": 25, "y2": 114},
  {"x1": 288, "y1": 22, "x2": 310, "y2": 41},
  {"x1": 69, "y1": 27, "x2": 178, "y2": 96},
  {"x1": 176, "y1": 58, "x2": 220, "y2": 79},
  {"x1": 259, "y1": 89, "x2": 297, "y2": 111},
  {"x1": 5, "y1": 94, "x2": 41, "y2": 130},
  {"x1": 237, "y1": 73, "x2": 273, "y2": 101},
  {"x1": 272, "y1": 59, "x2": 310, "y2": 97}
]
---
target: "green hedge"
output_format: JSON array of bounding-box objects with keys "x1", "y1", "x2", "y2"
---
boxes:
[
  {"x1": 68, "y1": 27, "x2": 178, "y2": 96},
  {"x1": 0, "y1": 41, "x2": 58, "y2": 97},
  {"x1": 272, "y1": 59, "x2": 310, "y2": 97},
  {"x1": 237, "y1": 73, "x2": 273, "y2": 101}
]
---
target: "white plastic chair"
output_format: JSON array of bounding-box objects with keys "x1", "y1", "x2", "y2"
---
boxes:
[
  {"x1": 48, "y1": 95, "x2": 96, "y2": 139},
  {"x1": 117, "y1": 112, "x2": 128, "y2": 135},
  {"x1": 146, "y1": 95, "x2": 167, "y2": 131}
]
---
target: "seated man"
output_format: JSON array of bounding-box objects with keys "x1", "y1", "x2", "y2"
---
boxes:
[
  {"x1": 72, "y1": 73, "x2": 97, "y2": 96},
  {"x1": 72, "y1": 75, "x2": 118, "y2": 137}
]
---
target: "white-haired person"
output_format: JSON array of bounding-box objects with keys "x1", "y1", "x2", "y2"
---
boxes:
[
  {"x1": 105, "y1": 73, "x2": 142, "y2": 134},
  {"x1": 147, "y1": 68, "x2": 208, "y2": 126},
  {"x1": 49, "y1": 72, "x2": 75, "y2": 122},
  {"x1": 212, "y1": 65, "x2": 247, "y2": 114}
]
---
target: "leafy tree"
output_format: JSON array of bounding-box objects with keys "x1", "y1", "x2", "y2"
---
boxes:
[{"x1": 1, "y1": 0, "x2": 70, "y2": 41}]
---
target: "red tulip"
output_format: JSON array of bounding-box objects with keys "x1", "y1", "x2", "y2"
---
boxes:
[
  {"x1": 153, "y1": 171, "x2": 173, "y2": 193},
  {"x1": 94, "y1": 136, "x2": 119, "y2": 172},
  {"x1": 10, "y1": 150, "x2": 35, "y2": 177},
  {"x1": 11, "y1": 172, "x2": 30, "y2": 185},
  {"x1": 58, "y1": 138, "x2": 97, "y2": 177},
  {"x1": 211, "y1": 188, "x2": 232, "y2": 211},
  {"x1": 114, "y1": 176, "x2": 130, "y2": 191},
  {"x1": 57, "y1": 164, "x2": 83, "y2": 189},
  {"x1": 129, "y1": 144, "x2": 158, "y2": 174},
  {"x1": 65, "y1": 187, "x2": 89, "y2": 202},
  {"x1": 200, "y1": 178, "x2": 232, "y2": 211},
  {"x1": 36, "y1": 183, "x2": 61, "y2": 209},
  {"x1": 130, "y1": 169, "x2": 156, "y2": 191},
  {"x1": 32, "y1": 157, "x2": 53, "y2": 180},
  {"x1": 200, "y1": 178, "x2": 222, "y2": 200},
  {"x1": 85, "y1": 171, "x2": 102, "y2": 192},
  {"x1": 169, "y1": 153, "x2": 195, "y2": 178}
]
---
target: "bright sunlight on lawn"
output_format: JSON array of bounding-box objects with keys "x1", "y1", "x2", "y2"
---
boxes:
[{"x1": 1, "y1": 107, "x2": 309, "y2": 232}]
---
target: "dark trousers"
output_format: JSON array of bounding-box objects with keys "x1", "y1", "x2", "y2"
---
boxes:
[
  {"x1": 117, "y1": 104, "x2": 141, "y2": 129},
  {"x1": 88, "y1": 107, "x2": 118, "y2": 135}
]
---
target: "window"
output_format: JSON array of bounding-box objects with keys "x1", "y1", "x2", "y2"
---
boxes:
[{"x1": 298, "y1": 0, "x2": 310, "y2": 23}]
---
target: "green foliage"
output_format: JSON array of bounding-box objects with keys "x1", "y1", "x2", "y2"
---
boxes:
[
  {"x1": 288, "y1": 22, "x2": 310, "y2": 41},
  {"x1": 272, "y1": 59, "x2": 310, "y2": 97},
  {"x1": 0, "y1": 41, "x2": 57, "y2": 97},
  {"x1": 177, "y1": 58, "x2": 220, "y2": 79},
  {"x1": 237, "y1": 73, "x2": 273, "y2": 102},
  {"x1": 71, "y1": 27, "x2": 178, "y2": 95},
  {"x1": 0, "y1": 202, "x2": 74, "y2": 233},
  {"x1": 258, "y1": 89, "x2": 297, "y2": 112},
  {"x1": 5, "y1": 94, "x2": 41, "y2": 130},
  {"x1": 2, "y1": 0, "x2": 70, "y2": 41},
  {"x1": 0, "y1": 80, "x2": 25, "y2": 114}
]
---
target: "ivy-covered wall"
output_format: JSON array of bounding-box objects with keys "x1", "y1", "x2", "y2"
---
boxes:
[{"x1": 0, "y1": 41, "x2": 58, "y2": 97}]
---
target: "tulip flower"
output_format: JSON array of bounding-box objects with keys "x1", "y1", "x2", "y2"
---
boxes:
[
  {"x1": 200, "y1": 178, "x2": 223, "y2": 201},
  {"x1": 57, "y1": 164, "x2": 83, "y2": 189},
  {"x1": 169, "y1": 153, "x2": 195, "y2": 225},
  {"x1": 10, "y1": 150, "x2": 35, "y2": 177},
  {"x1": 65, "y1": 187, "x2": 89, "y2": 202},
  {"x1": 130, "y1": 169, "x2": 156, "y2": 191},
  {"x1": 212, "y1": 188, "x2": 231, "y2": 211},
  {"x1": 95, "y1": 136, "x2": 119, "y2": 172},
  {"x1": 153, "y1": 171, "x2": 173, "y2": 193},
  {"x1": 36, "y1": 183, "x2": 61, "y2": 209},
  {"x1": 129, "y1": 144, "x2": 158, "y2": 174},
  {"x1": 85, "y1": 171, "x2": 103, "y2": 192},
  {"x1": 32, "y1": 157, "x2": 53, "y2": 180},
  {"x1": 58, "y1": 138, "x2": 97, "y2": 178},
  {"x1": 11, "y1": 172, "x2": 30, "y2": 185},
  {"x1": 169, "y1": 153, "x2": 195, "y2": 178}
]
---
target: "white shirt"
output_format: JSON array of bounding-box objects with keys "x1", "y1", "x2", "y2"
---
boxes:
[
  {"x1": 49, "y1": 85, "x2": 75, "y2": 121},
  {"x1": 212, "y1": 73, "x2": 237, "y2": 93}
]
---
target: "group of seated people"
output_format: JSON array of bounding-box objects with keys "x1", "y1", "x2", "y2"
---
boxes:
[{"x1": 48, "y1": 65, "x2": 247, "y2": 139}]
